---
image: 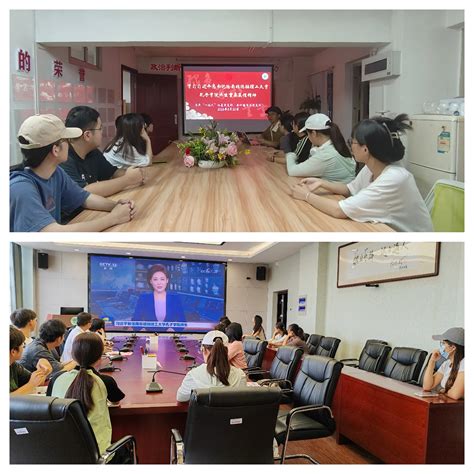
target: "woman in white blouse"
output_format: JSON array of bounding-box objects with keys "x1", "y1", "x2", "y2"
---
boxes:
[{"x1": 289, "y1": 114, "x2": 433, "y2": 232}]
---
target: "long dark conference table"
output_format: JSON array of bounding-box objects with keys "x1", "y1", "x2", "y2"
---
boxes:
[{"x1": 100, "y1": 336, "x2": 463, "y2": 464}]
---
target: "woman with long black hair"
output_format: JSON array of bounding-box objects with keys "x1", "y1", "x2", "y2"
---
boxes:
[
  {"x1": 286, "y1": 113, "x2": 355, "y2": 183},
  {"x1": 51, "y1": 333, "x2": 112, "y2": 454},
  {"x1": 290, "y1": 113, "x2": 433, "y2": 232},
  {"x1": 423, "y1": 327, "x2": 464, "y2": 400},
  {"x1": 104, "y1": 113, "x2": 152, "y2": 168},
  {"x1": 176, "y1": 330, "x2": 246, "y2": 402}
]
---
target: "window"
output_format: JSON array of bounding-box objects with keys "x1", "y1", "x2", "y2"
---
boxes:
[{"x1": 68, "y1": 46, "x2": 101, "y2": 70}]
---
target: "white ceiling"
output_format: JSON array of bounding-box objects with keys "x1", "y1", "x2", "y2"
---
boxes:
[
  {"x1": 132, "y1": 45, "x2": 328, "y2": 58},
  {"x1": 15, "y1": 241, "x2": 312, "y2": 264}
]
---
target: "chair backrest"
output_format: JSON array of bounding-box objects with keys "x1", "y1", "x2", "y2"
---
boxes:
[
  {"x1": 383, "y1": 347, "x2": 428, "y2": 382},
  {"x1": 269, "y1": 345, "x2": 304, "y2": 382},
  {"x1": 315, "y1": 336, "x2": 341, "y2": 359},
  {"x1": 358, "y1": 342, "x2": 392, "y2": 374},
  {"x1": 306, "y1": 334, "x2": 324, "y2": 355},
  {"x1": 243, "y1": 338, "x2": 268, "y2": 370},
  {"x1": 302, "y1": 332, "x2": 310, "y2": 342},
  {"x1": 183, "y1": 386, "x2": 281, "y2": 464},
  {"x1": 425, "y1": 179, "x2": 464, "y2": 232},
  {"x1": 10, "y1": 395, "x2": 100, "y2": 464},
  {"x1": 415, "y1": 352, "x2": 447, "y2": 386},
  {"x1": 292, "y1": 355, "x2": 343, "y2": 431}
]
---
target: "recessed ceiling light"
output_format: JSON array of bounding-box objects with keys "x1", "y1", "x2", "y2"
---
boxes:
[
  {"x1": 74, "y1": 249, "x2": 80, "y2": 252},
  {"x1": 181, "y1": 256, "x2": 186, "y2": 259},
  {"x1": 126, "y1": 252, "x2": 131, "y2": 255},
  {"x1": 228, "y1": 259, "x2": 233, "y2": 262}
]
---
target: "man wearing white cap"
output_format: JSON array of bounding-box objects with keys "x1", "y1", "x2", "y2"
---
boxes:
[
  {"x1": 423, "y1": 327, "x2": 464, "y2": 400},
  {"x1": 10, "y1": 114, "x2": 136, "y2": 232},
  {"x1": 176, "y1": 330, "x2": 247, "y2": 402}
]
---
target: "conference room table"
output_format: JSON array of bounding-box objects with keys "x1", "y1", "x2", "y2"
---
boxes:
[
  {"x1": 332, "y1": 366, "x2": 464, "y2": 464},
  {"x1": 103, "y1": 335, "x2": 204, "y2": 464},
  {"x1": 71, "y1": 144, "x2": 393, "y2": 232}
]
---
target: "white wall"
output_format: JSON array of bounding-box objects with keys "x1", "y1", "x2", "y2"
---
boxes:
[
  {"x1": 369, "y1": 10, "x2": 463, "y2": 117},
  {"x1": 33, "y1": 251, "x2": 267, "y2": 335},
  {"x1": 320, "y1": 242, "x2": 464, "y2": 360},
  {"x1": 266, "y1": 243, "x2": 319, "y2": 337}
]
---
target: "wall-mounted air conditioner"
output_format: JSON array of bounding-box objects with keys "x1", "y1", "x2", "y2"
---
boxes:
[{"x1": 361, "y1": 51, "x2": 401, "y2": 82}]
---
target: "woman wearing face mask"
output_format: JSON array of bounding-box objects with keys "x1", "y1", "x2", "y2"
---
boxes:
[
  {"x1": 423, "y1": 327, "x2": 464, "y2": 400},
  {"x1": 286, "y1": 113, "x2": 355, "y2": 183},
  {"x1": 133, "y1": 264, "x2": 185, "y2": 331}
]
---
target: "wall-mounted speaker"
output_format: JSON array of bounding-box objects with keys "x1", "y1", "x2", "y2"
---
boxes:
[
  {"x1": 256, "y1": 266, "x2": 266, "y2": 281},
  {"x1": 38, "y1": 252, "x2": 49, "y2": 269}
]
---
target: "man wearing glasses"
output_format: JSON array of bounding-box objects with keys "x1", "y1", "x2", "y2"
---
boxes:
[{"x1": 62, "y1": 106, "x2": 146, "y2": 197}]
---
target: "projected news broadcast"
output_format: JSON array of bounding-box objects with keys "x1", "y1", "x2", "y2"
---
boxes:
[
  {"x1": 182, "y1": 64, "x2": 273, "y2": 134},
  {"x1": 88, "y1": 254, "x2": 226, "y2": 334}
]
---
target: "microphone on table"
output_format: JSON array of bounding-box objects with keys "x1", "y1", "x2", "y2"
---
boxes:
[
  {"x1": 109, "y1": 349, "x2": 128, "y2": 362},
  {"x1": 99, "y1": 357, "x2": 121, "y2": 373},
  {"x1": 180, "y1": 354, "x2": 195, "y2": 361},
  {"x1": 146, "y1": 371, "x2": 164, "y2": 393}
]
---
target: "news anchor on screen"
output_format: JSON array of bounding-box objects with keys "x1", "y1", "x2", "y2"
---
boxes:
[{"x1": 133, "y1": 264, "x2": 186, "y2": 331}]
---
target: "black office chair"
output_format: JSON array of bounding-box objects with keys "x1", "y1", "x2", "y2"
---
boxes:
[
  {"x1": 341, "y1": 340, "x2": 391, "y2": 374},
  {"x1": 257, "y1": 345, "x2": 304, "y2": 391},
  {"x1": 306, "y1": 334, "x2": 324, "y2": 355},
  {"x1": 302, "y1": 332, "x2": 310, "y2": 342},
  {"x1": 413, "y1": 352, "x2": 446, "y2": 386},
  {"x1": 383, "y1": 347, "x2": 428, "y2": 383},
  {"x1": 274, "y1": 355, "x2": 343, "y2": 464},
  {"x1": 10, "y1": 395, "x2": 137, "y2": 464},
  {"x1": 243, "y1": 337, "x2": 268, "y2": 372},
  {"x1": 314, "y1": 336, "x2": 341, "y2": 359},
  {"x1": 170, "y1": 386, "x2": 281, "y2": 464}
]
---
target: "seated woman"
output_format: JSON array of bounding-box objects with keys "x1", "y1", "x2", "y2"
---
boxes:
[
  {"x1": 50, "y1": 333, "x2": 113, "y2": 454},
  {"x1": 255, "y1": 106, "x2": 284, "y2": 148},
  {"x1": 10, "y1": 325, "x2": 51, "y2": 395},
  {"x1": 244, "y1": 315, "x2": 266, "y2": 340},
  {"x1": 268, "y1": 321, "x2": 288, "y2": 348},
  {"x1": 278, "y1": 113, "x2": 296, "y2": 153},
  {"x1": 291, "y1": 112, "x2": 312, "y2": 163},
  {"x1": 284, "y1": 324, "x2": 307, "y2": 352},
  {"x1": 104, "y1": 113, "x2": 152, "y2": 168},
  {"x1": 176, "y1": 330, "x2": 247, "y2": 402},
  {"x1": 225, "y1": 323, "x2": 247, "y2": 369},
  {"x1": 89, "y1": 317, "x2": 112, "y2": 350},
  {"x1": 290, "y1": 114, "x2": 433, "y2": 232},
  {"x1": 286, "y1": 113, "x2": 355, "y2": 183},
  {"x1": 423, "y1": 327, "x2": 464, "y2": 400}
]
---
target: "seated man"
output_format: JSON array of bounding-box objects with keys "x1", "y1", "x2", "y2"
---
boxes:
[
  {"x1": 10, "y1": 325, "x2": 52, "y2": 395},
  {"x1": 10, "y1": 308, "x2": 38, "y2": 346},
  {"x1": 62, "y1": 106, "x2": 146, "y2": 196},
  {"x1": 10, "y1": 114, "x2": 136, "y2": 232},
  {"x1": 20, "y1": 319, "x2": 76, "y2": 376},
  {"x1": 61, "y1": 312, "x2": 93, "y2": 362}
]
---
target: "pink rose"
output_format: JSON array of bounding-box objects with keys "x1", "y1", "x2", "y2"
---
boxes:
[
  {"x1": 184, "y1": 155, "x2": 195, "y2": 167},
  {"x1": 226, "y1": 143, "x2": 238, "y2": 157}
]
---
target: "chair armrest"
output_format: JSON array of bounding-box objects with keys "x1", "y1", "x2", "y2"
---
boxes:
[
  {"x1": 100, "y1": 435, "x2": 137, "y2": 464},
  {"x1": 245, "y1": 367, "x2": 268, "y2": 375},
  {"x1": 340, "y1": 358, "x2": 359, "y2": 367},
  {"x1": 285, "y1": 404, "x2": 333, "y2": 430},
  {"x1": 258, "y1": 378, "x2": 293, "y2": 393},
  {"x1": 170, "y1": 428, "x2": 184, "y2": 464}
]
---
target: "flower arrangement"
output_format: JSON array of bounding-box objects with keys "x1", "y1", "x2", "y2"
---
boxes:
[{"x1": 177, "y1": 121, "x2": 239, "y2": 168}]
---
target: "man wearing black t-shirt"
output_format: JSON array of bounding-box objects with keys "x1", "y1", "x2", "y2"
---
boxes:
[{"x1": 61, "y1": 106, "x2": 146, "y2": 197}]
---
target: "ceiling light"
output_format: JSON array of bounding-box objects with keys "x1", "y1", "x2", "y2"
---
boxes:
[
  {"x1": 228, "y1": 259, "x2": 233, "y2": 262},
  {"x1": 74, "y1": 249, "x2": 80, "y2": 252},
  {"x1": 126, "y1": 252, "x2": 132, "y2": 255},
  {"x1": 175, "y1": 241, "x2": 224, "y2": 246},
  {"x1": 181, "y1": 256, "x2": 186, "y2": 259}
]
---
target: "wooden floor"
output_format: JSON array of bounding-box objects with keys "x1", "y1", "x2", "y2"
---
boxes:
[{"x1": 279, "y1": 435, "x2": 381, "y2": 464}]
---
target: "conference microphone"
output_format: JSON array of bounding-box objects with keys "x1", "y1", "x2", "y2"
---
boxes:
[
  {"x1": 146, "y1": 370, "x2": 164, "y2": 393},
  {"x1": 109, "y1": 350, "x2": 128, "y2": 362},
  {"x1": 180, "y1": 354, "x2": 195, "y2": 361}
]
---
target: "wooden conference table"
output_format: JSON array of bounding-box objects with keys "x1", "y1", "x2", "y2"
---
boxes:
[
  {"x1": 332, "y1": 365, "x2": 464, "y2": 464},
  {"x1": 71, "y1": 144, "x2": 393, "y2": 232},
  {"x1": 104, "y1": 335, "x2": 204, "y2": 464}
]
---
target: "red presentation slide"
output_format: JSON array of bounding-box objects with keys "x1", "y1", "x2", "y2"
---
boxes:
[{"x1": 184, "y1": 70, "x2": 272, "y2": 120}]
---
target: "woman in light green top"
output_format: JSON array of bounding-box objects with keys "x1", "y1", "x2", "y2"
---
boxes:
[
  {"x1": 51, "y1": 332, "x2": 112, "y2": 455},
  {"x1": 286, "y1": 113, "x2": 355, "y2": 183}
]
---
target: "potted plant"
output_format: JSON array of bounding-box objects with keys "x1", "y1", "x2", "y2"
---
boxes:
[
  {"x1": 177, "y1": 121, "x2": 239, "y2": 169},
  {"x1": 300, "y1": 95, "x2": 321, "y2": 114}
]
